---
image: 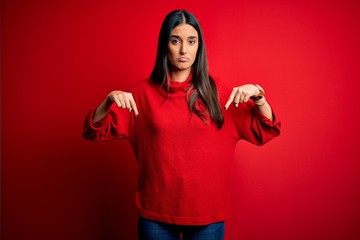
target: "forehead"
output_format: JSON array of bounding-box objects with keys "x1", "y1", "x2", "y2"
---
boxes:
[{"x1": 171, "y1": 23, "x2": 198, "y2": 37}]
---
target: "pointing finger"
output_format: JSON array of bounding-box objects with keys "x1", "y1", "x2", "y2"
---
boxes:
[
  {"x1": 129, "y1": 95, "x2": 139, "y2": 117},
  {"x1": 224, "y1": 88, "x2": 237, "y2": 110},
  {"x1": 131, "y1": 101, "x2": 139, "y2": 117}
]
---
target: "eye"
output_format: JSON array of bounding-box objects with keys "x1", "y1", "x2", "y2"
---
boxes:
[
  {"x1": 170, "y1": 39, "x2": 180, "y2": 44},
  {"x1": 189, "y1": 40, "x2": 196, "y2": 45}
]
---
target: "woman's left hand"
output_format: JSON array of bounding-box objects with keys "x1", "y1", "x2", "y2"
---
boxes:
[{"x1": 224, "y1": 84, "x2": 262, "y2": 110}]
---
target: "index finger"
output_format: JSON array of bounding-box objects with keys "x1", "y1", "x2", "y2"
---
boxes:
[
  {"x1": 129, "y1": 97, "x2": 139, "y2": 117},
  {"x1": 224, "y1": 89, "x2": 237, "y2": 110}
]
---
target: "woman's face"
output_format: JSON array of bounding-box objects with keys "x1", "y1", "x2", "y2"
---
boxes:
[{"x1": 167, "y1": 23, "x2": 199, "y2": 72}]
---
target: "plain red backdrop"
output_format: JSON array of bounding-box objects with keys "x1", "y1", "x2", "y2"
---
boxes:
[{"x1": 2, "y1": 0, "x2": 360, "y2": 239}]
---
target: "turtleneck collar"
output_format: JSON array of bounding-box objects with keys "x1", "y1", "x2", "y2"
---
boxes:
[{"x1": 168, "y1": 72, "x2": 193, "y2": 93}]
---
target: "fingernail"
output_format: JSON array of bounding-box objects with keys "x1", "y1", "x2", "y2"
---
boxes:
[{"x1": 235, "y1": 103, "x2": 238, "y2": 107}]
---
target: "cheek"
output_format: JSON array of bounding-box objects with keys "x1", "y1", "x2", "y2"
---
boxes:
[
  {"x1": 167, "y1": 50, "x2": 177, "y2": 67},
  {"x1": 191, "y1": 46, "x2": 199, "y2": 59},
  {"x1": 168, "y1": 47, "x2": 176, "y2": 59}
]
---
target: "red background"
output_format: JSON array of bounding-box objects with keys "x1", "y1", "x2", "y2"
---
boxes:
[{"x1": 2, "y1": 0, "x2": 360, "y2": 239}]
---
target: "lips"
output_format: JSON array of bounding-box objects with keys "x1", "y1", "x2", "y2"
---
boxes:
[{"x1": 178, "y1": 57, "x2": 190, "y2": 62}]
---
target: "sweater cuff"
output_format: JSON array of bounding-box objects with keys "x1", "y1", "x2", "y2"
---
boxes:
[
  {"x1": 84, "y1": 109, "x2": 109, "y2": 130},
  {"x1": 254, "y1": 104, "x2": 280, "y2": 127}
]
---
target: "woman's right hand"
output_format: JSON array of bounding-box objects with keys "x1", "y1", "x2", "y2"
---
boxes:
[
  {"x1": 92, "y1": 90, "x2": 138, "y2": 124},
  {"x1": 107, "y1": 91, "x2": 139, "y2": 117}
]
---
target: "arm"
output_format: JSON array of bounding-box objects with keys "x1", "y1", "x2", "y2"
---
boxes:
[{"x1": 224, "y1": 84, "x2": 280, "y2": 145}]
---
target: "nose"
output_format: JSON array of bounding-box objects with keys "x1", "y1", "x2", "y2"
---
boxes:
[{"x1": 180, "y1": 43, "x2": 187, "y2": 55}]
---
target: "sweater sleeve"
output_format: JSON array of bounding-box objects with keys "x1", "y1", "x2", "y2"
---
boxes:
[
  {"x1": 237, "y1": 101, "x2": 281, "y2": 145},
  {"x1": 82, "y1": 103, "x2": 131, "y2": 141}
]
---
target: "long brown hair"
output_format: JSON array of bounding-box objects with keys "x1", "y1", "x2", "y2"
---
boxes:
[{"x1": 150, "y1": 10, "x2": 224, "y2": 129}]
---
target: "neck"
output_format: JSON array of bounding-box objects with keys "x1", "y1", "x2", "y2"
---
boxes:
[{"x1": 169, "y1": 69, "x2": 192, "y2": 82}]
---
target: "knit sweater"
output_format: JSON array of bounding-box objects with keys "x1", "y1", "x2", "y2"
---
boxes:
[{"x1": 83, "y1": 74, "x2": 281, "y2": 225}]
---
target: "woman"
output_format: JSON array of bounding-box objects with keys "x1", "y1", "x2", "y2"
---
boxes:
[{"x1": 83, "y1": 9, "x2": 281, "y2": 240}]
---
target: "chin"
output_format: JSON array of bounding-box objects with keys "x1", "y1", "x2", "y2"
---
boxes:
[{"x1": 176, "y1": 64, "x2": 191, "y2": 71}]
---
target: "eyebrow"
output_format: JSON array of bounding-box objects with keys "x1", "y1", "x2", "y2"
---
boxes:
[{"x1": 170, "y1": 35, "x2": 198, "y2": 39}]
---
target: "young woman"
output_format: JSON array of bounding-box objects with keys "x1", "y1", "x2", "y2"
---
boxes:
[{"x1": 83, "y1": 9, "x2": 281, "y2": 240}]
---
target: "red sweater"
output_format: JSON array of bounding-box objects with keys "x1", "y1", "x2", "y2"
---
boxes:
[{"x1": 83, "y1": 75, "x2": 281, "y2": 225}]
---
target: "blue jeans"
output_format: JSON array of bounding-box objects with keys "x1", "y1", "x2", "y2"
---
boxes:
[{"x1": 138, "y1": 217, "x2": 225, "y2": 240}]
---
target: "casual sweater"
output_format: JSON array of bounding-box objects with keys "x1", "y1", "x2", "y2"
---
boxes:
[{"x1": 83, "y1": 74, "x2": 281, "y2": 225}]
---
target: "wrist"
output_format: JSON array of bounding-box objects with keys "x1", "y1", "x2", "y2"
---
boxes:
[
  {"x1": 250, "y1": 84, "x2": 265, "y2": 101},
  {"x1": 254, "y1": 97, "x2": 266, "y2": 106}
]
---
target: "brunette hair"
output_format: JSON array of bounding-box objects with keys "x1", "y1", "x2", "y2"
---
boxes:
[{"x1": 150, "y1": 9, "x2": 224, "y2": 129}]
